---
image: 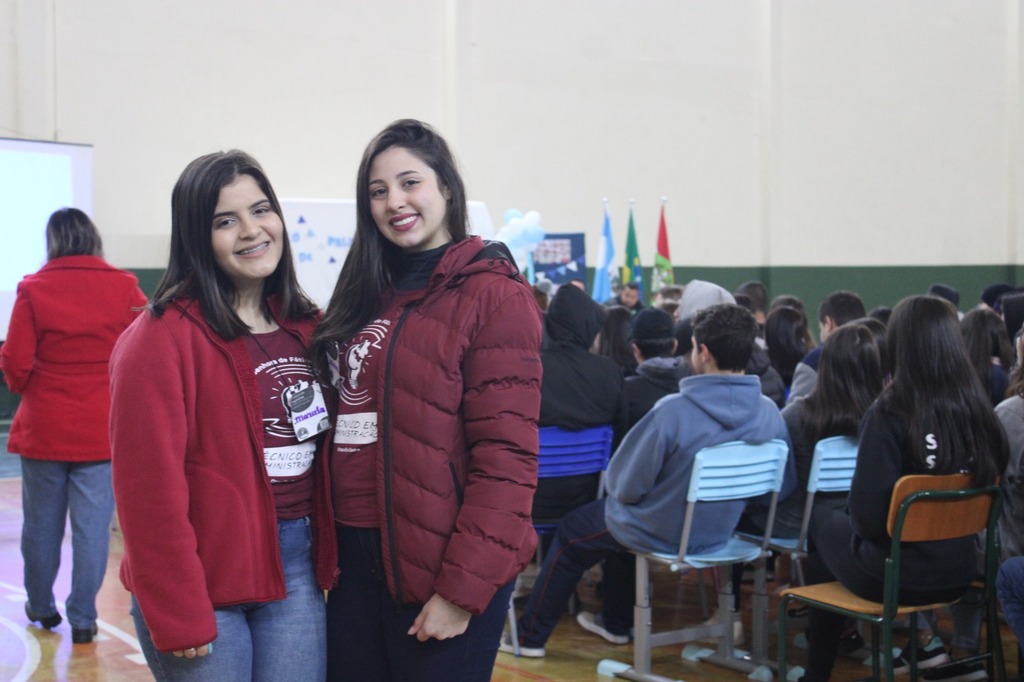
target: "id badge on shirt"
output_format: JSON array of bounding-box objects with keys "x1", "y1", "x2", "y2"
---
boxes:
[{"x1": 282, "y1": 380, "x2": 329, "y2": 441}]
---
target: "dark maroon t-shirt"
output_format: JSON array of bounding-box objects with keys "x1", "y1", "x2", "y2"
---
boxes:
[
  {"x1": 244, "y1": 328, "x2": 317, "y2": 519},
  {"x1": 330, "y1": 290, "x2": 421, "y2": 528}
]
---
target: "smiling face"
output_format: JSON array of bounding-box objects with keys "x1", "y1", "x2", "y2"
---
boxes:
[
  {"x1": 210, "y1": 174, "x2": 284, "y2": 299},
  {"x1": 368, "y1": 146, "x2": 452, "y2": 253}
]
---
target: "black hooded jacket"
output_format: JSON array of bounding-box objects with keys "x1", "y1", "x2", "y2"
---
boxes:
[
  {"x1": 540, "y1": 285, "x2": 628, "y2": 436},
  {"x1": 534, "y1": 285, "x2": 628, "y2": 523}
]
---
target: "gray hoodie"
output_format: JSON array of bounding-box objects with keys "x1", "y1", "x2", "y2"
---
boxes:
[{"x1": 604, "y1": 373, "x2": 793, "y2": 556}]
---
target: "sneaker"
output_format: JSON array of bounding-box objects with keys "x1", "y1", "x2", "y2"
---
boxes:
[
  {"x1": 497, "y1": 631, "x2": 545, "y2": 658},
  {"x1": 922, "y1": 658, "x2": 989, "y2": 681},
  {"x1": 575, "y1": 611, "x2": 630, "y2": 645},
  {"x1": 699, "y1": 609, "x2": 744, "y2": 646},
  {"x1": 892, "y1": 636, "x2": 951, "y2": 675}
]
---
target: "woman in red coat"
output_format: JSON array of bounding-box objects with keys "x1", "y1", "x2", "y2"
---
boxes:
[{"x1": 0, "y1": 208, "x2": 146, "y2": 643}]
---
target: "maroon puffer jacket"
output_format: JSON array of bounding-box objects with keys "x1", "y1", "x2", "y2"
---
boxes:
[{"x1": 374, "y1": 237, "x2": 542, "y2": 614}]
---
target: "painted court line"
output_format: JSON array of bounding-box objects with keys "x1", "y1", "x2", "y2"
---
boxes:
[
  {"x1": 0, "y1": 613, "x2": 41, "y2": 682},
  {"x1": 0, "y1": 580, "x2": 145, "y2": 663}
]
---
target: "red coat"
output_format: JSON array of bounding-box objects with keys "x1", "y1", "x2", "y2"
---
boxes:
[
  {"x1": 367, "y1": 238, "x2": 542, "y2": 614},
  {"x1": 1, "y1": 255, "x2": 146, "y2": 461},
  {"x1": 109, "y1": 299, "x2": 337, "y2": 653}
]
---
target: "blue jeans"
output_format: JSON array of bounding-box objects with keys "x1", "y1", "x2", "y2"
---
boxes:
[
  {"x1": 998, "y1": 556, "x2": 1024, "y2": 645},
  {"x1": 21, "y1": 457, "x2": 114, "y2": 629},
  {"x1": 515, "y1": 498, "x2": 634, "y2": 648},
  {"x1": 326, "y1": 525, "x2": 514, "y2": 682},
  {"x1": 132, "y1": 517, "x2": 326, "y2": 682}
]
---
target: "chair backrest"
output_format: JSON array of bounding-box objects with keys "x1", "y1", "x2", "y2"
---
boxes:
[
  {"x1": 789, "y1": 435, "x2": 858, "y2": 554},
  {"x1": 686, "y1": 439, "x2": 790, "y2": 503},
  {"x1": 881, "y1": 473, "x2": 1001, "y2": 618},
  {"x1": 807, "y1": 435, "x2": 859, "y2": 494},
  {"x1": 678, "y1": 439, "x2": 789, "y2": 555},
  {"x1": 887, "y1": 473, "x2": 996, "y2": 542},
  {"x1": 536, "y1": 424, "x2": 614, "y2": 479}
]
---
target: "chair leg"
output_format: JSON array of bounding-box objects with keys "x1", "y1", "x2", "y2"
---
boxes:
[
  {"x1": 777, "y1": 594, "x2": 792, "y2": 681},
  {"x1": 632, "y1": 555, "x2": 654, "y2": 675},
  {"x1": 987, "y1": 595, "x2": 1007, "y2": 682}
]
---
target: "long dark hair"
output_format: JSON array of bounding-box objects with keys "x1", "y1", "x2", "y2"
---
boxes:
[
  {"x1": 801, "y1": 323, "x2": 883, "y2": 446},
  {"x1": 765, "y1": 305, "x2": 812, "y2": 387},
  {"x1": 46, "y1": 208, "x2": 103, "y2": 260},
  {"x1": 309, "y1": 119, "x2": 468, "y2": 379},
  {"x1": 880, "y1": 295, "x2": 1007, "y2": 485},
  {"x1": 151, "y1": 150, "x2": 316, "y2": 339},
  {"x1": 598, "y1": 305, "x2": 637, "y2": 374},
  {"x1": 960, "y1": 308, "x2": 1012, "y2": 404}
]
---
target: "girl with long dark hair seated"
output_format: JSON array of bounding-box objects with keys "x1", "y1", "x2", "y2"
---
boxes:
[{"x1": 798, "y1": 295, "x2": 1008, "y2": 682}]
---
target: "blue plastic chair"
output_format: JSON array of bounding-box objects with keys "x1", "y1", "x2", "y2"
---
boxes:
[
  {"x1": 597, "y1": 438, "x2": 789, "y2": 682},
  {"x1": 532, "y1": 424, "x2": 615, "y2": 534},
  {"x1": 768, "y1": 435, "x2": 858, "y2": 587},
  {"x1": 506, "y1": 424, "x2": 614, "y2": 656}
]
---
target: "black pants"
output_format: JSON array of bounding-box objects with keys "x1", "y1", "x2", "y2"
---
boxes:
[
  {"x1": 326, "y1": 525, "x2": 514, "y2": 682},
  {"x1": 801, "y1": 508, "x2": 968, "y2": 682}
]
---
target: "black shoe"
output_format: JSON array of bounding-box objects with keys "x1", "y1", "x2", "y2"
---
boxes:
[
  {"x1": 71, "y1": 624, "x2": 98, "y2": 644},
  {"x1": 922, "y1": 658, "x2": 989, "y2": 681},
  {"x1": 25, "y1": 603, "x2": 62, "y2": 629},
  {"x1": 892, "y1": 636, "x2": 951, "y2": 675}
]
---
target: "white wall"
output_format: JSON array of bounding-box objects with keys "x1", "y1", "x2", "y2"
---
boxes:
[{"x1": 1, "y1": 0, "x2": 1020, "y2": 270}]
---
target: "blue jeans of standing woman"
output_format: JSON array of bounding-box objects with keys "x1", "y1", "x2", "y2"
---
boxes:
[
  {"x1": 21, "y1": 457, "x2": 114, "y2": 630},
  {"x1": 132, "y1": 517, "x2": 326, "y2": 682}
]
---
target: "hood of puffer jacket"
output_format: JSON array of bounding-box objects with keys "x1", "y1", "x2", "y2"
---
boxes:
[
  {"x1": 544, "y1": 283, "x2": 607, "y2": 350},
  {"x1": 430, "y1": 237, "x2": 525, "y2": 290}
]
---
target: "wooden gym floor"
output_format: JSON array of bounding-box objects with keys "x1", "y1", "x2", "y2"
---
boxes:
[{"x1": 0, "y1": 437, "x2": 1019, "y2": 681}]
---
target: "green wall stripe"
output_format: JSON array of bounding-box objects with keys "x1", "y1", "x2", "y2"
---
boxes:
[{"x1": 605, "y1": 264, "x2": 1019, "y2": 313}]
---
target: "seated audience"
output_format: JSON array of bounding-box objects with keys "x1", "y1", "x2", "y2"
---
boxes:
[
  {"x1": 735, "y1": 280, "x2": 769, "y2": 327},
  {"x1": 765, "y1": 305, "x2": 814, "y2": 393},
  {"x1": 657, "y1": 298, "x2": 680, "y2": 320},
  {"x1": 606, "y1": 281, "x2": 644, "y2": 314},
  {"x1": 623, "y1": 308, "x2": 691, "y2": 429},
  {"x1": 867, "y1": 305, "x2": 892, "y2": 326},
  {"x1": 927, "y1": 282, "x2": 961, "y2": 317},
  {"x1": 797, "y1": 295, "x2": 1007, "y2": 682},
  {"x1": 979, "y1": 283, "x2": 1013, "y2": 312},
  {"x1": 961, "y1": 307, "x2": 1012, "y2": 406},
  {"x1": 598, "y1": 305, "x2": 639, "y2": 376},
  {"x1": 534, "y1": 284, "x2": 628, "y2": 524},
  {"x1": 745, "y1": 323, "x2": 883, "y2": 540},
  {"x1": 787, "y1": 290, "x2": 866, "y2": 403},
  {"x1": 770, "y1": 294, "x2": 811, "y2": 326},
  {"x1": 500, "y1": 304, "x2": 792, "y2": 656},
  {"x1": 651, "y1": 284, "x2": 684, "y2": 308},
  {"x1": 678, "y1": 279, "x2": 734, "y2": 322}
]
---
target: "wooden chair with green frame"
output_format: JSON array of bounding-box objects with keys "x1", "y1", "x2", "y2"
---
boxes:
[{"x1": 776, "y1": 473, "x2": 1005, "y2": 682}]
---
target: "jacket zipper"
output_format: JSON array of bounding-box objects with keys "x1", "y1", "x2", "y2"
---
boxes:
[{"x1": 382, "y1": 302, "x2": 416, "y2": 607}]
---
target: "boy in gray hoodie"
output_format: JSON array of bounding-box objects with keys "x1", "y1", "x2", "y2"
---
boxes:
[{"x1": 501, "y1": 304, "x2": 793, "y2": 656}]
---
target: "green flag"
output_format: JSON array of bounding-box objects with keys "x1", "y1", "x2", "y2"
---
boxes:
[{"x1": 621, "y1": 205, "x2": 642, "y2": 299}]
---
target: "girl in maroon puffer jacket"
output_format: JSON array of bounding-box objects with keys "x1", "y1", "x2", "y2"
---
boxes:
[{"x1": 311, "y1": 119, "x2": 543, "y2": 682}]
